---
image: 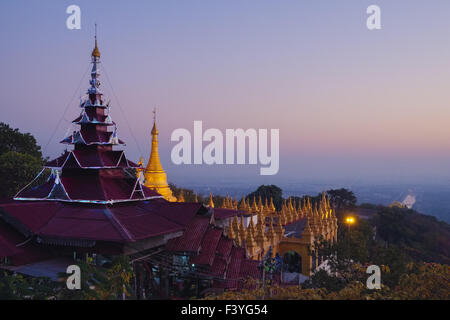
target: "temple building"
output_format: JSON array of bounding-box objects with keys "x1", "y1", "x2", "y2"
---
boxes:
[{"x1": 0, "y1": 35, "x2": 337, "y2": 298}]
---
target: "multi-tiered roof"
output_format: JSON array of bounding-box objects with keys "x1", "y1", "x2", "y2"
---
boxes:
[
  {"x1": 0, "y1": 37, "x2": 261, "y2": 292},
  {"x1": 0, "y1": 37, "x2": 207, "y2": 254},
  {"x1": 14, "y1": 37, "x2": 161, "y2": 204}
]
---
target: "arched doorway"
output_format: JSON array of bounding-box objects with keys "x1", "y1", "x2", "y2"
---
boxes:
[{"x1": 282, "y1": 251, "x2": 302, "y2": 273}]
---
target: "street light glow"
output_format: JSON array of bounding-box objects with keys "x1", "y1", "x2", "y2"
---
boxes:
[{"x1": 345, "y1": 216, "x2": 355, "y2": 224}]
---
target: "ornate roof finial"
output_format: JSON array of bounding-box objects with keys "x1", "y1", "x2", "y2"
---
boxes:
[
  {"x1": 209, "y1": 192, "x2": 214, "y2": 208},
  {"x1": 151, "y1": 108, "x2": 158, "y2": 135},
  {"x1": 91, "y1": 24, "x2": 100, "y2": 58}
]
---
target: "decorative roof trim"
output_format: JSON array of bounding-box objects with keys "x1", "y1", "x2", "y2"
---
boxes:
[
  {"x1": 45, "y1": 150, "x2": 136, "y2": 169},
  {"x1": 73, "y1": 112, "x2": 115, "y2": 126},
  {"x1": 13, "y1": 195, "x2": 164, "y2": 205},
  {"x1": 60, "y1": 130, "x2": 125, "y2": 146}
]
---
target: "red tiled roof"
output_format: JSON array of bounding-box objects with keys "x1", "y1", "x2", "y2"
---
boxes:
[
  {"x1": 190, "y1": 228, "x2": 222, "y2": 266},
  {"x1": 0, "y1": 220, "x2": 24, "y2": 258},
  {"x1": 209, "y1": 237, "x2": 233, "y2": 277},
  {"x1": 222, "y1": 247, "x2": 245, "y2": 289},
  {"x1": 239, "y1": 259, "x2": 260, "y2": 280},
  {"x1": 216, "y1": 237, "x2": 233, "y2": 258},
  {"x1": 213, "y1": 208, "x2": 244, "y2": 220},
  {"x1": 165, "y1": 216, "x2": 262, "y2": 290},
  {"x1": 0, "y1": 200, "x2": 203, "y2": 243},
  {"x1": 210, "y1": 255, "x2": 227, "y2": 277},
  {"x1": 0, "y1": 219, "x2": 52, "y2": 266},
  {"x1": 165, "y1": 215, "x2": 210, "y2": 253}
]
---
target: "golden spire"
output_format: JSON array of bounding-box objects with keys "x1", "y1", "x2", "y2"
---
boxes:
[
  {"x1": 255, "y1": 222, "x2": 265, "y2": 248},
  {"x1": 248, "y1": 218, "x2": 257, "y2": 248},
  {"x1": 227, "y1": 219, "x2": 235, "y2": 239},
  {"x1": 239, "y1": 196, "x2": 247, "y2": 211},
  {"x1": 263, "y1": 198, "x2": 269, "y2": 214},
  {"x1": 91, "y1": 24, "x2": 101, "y2": 58},
  {"x1": 275, "y1": 220, "x2": 284, "y2": 238},
  {"x1": 302, "y1": 217, "x2": 313, "y2": 239},
  {"x1": 266, "y1": 219, "x2": 276, "y2": 245},
  {"x1": 258, "y1": 195, "x2": 263, "y2": 210},
  {"x1": 232, "y1": 215, "x2": 239, "y2": 231},
  {"x1": 269, "y1": 197, "x2": 276, "y2": 212},
  {"x1": 221, "y1": 197, "x2": 228, "y2": 208},
  {"x1": 209, "y1": 193, "x2": 215, "y2": 208},
  {"x1": 279, "y1": 209, "x2": 286, "y2": 226},
  {"x1": 231, "y1": 215, "x2": 239, "y2": 243},
  {"x1": 245, "y1": 224, "x2": 256, "y2": 258},
  {"x1": 142, "y1": 109, "x2": 176, "y2": 201},
  {"x1": 321, "y1": 191, "x2": 327, "y2": 207},
  {"x1": 238, "y1": 216, "x2": 246, "y2": 246},
  {"x1": 251, "y1": 196, "x2": 258, "y2": 213}
]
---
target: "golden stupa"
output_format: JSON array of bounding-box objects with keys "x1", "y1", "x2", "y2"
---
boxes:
[{"x1": 140, "y1": 113, "x2": 176, "y2": 202}]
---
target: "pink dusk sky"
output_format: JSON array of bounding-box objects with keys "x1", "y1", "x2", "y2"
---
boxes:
[{"x1": 1, "y1": 0, "x2": 450, "y2": 185}]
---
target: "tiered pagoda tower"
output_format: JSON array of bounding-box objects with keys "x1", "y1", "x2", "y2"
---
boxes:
[{"x1": 14, "y1": 36, "x2": 160, "y2": 204}]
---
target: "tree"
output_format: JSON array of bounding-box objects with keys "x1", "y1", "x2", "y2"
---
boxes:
[
  {"x1": 0, "y1": 272, "x2": 58, "y2": 300},
  {"x1": 0, "y1": 123, "x2": 42, "y2": 159},
  {"x1": 0, "y1": 123, "x2": 45, "y2": 199},
  {"x1": 0, "y1": 151, "x2": 44, "y2": 198},
  {"x1": 327, "y1": 188, "x2": 357, "y2": 212},
  {"x1": 372, "y1": 206, "x2": 450, "y2": 265},
  {"x1": 392, "y1": 263, "x2": 450, "y2": 300},
  {"x1": 207, "y1": 262, "x2": 450, "y2": 300}
]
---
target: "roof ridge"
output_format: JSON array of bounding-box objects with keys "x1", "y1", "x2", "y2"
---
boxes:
[{"x1": 101, "y1": 208, "x2": 134, "y2": 242}]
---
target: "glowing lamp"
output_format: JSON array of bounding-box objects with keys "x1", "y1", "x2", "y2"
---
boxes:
[{"x1": 345, "y1": 217, "x2": 355, "y2": 224}]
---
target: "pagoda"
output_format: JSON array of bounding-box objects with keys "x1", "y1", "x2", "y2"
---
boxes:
[
  {"x1": 14, "y1": 35, "x2": 158, "y2": 204},
  {"x1": 0, "y1": 36, "x2": 209, "y2": 257},
  {"x1": 138, "y1": 113, "x2": 177, "y2": 202},
  {"x1": 0, "y1": 35, "x2": 264, "y2": 297}
]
